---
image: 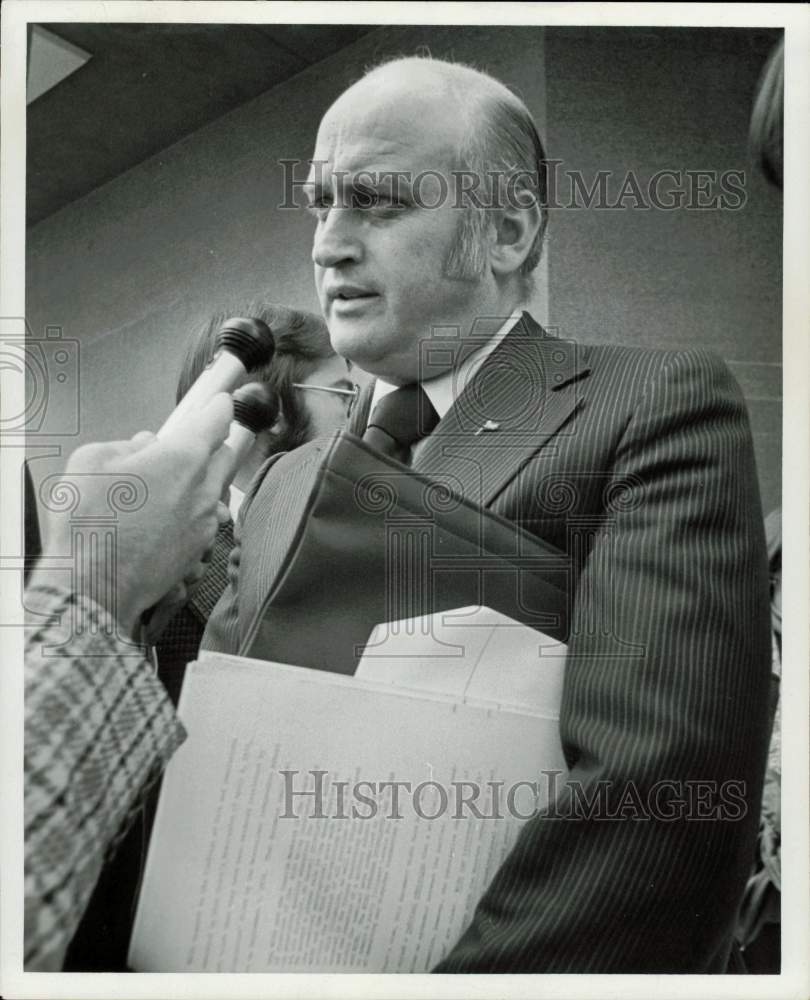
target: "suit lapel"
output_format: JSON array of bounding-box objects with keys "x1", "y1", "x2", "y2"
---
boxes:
[{"x1": 414, "y1": 313, "x2": 591, "y2": 507}]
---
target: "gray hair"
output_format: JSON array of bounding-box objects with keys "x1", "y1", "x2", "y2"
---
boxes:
[{"x1": 364, "y1": 56, "x2": 549, "y2": 292}]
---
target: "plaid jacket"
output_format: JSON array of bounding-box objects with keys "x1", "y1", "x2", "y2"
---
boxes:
[
  {"x1": 24, "y1": 582, "x2": 184, "y2": 970},
  {"x1": 63, "y1": 520, "x2": 236, "y2": 971}
]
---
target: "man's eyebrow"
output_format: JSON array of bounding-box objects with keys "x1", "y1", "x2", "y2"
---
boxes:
[
  {"x1": 304, "y1": 171, "x2": 411, "y2": 195},
  {"x1": 353, "y1": 170, "x2": 413, "y2": 193}
]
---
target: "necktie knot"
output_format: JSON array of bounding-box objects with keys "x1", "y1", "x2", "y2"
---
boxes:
[{"x1": 363, "y1": 383, "x2": 440, "y2": 463}]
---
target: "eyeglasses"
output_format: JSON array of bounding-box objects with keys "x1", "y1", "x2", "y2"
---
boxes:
[{"x1": 292, "y1": 382, "x2": 361, "y2": 418}]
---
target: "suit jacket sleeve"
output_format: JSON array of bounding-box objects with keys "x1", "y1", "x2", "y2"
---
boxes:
[
  {"x1": 434, "y1": 349, "x2": 772, "y2": 973},
  {"x1": 201, "y1": 453, "x2": 284, "y2": 655}
]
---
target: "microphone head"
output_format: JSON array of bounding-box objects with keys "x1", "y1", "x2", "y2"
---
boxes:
[
  {"x1": 232, "y1": 382, "x2": 280, "y2": 434},
  {"x1": 217, "y1": 317, "x2": 275, "y2": 372}
]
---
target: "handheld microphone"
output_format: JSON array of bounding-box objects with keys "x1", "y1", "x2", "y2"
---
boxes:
[
  {"x1": 158, "y1": 317, "x2": 274, "y2": 440},
  {"x1": 141, "y1": 320, "x2": 275, "y2": 640},
  {"x1": 140, "y1": 382, "x2": 281, "y2": 643},
  {"x1": 224, "y1": 382, "x2": 281, "y2": 467}
]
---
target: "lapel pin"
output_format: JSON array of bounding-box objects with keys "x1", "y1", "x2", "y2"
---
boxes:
[{"x1": 475, "y1": 420, "x2": 501, "y2": 436}]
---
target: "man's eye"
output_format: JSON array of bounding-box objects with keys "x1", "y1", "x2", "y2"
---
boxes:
[
  {"x1": 350, "y1": 189, "x2": 379, "y2": 210},
  {"x1": 351, "y1": 191, "x2": 405, "y2": 213}
]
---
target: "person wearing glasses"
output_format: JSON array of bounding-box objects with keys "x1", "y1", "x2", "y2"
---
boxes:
[
  {"x1": 63, "y1": 301, "x2": 362, "y2": 972},
  {"x1": 176, "y1": 301, "x2": 362, "y2": 529},
  {"x1": 145, "y1": 300, "x2": 362, "y2": 694}
]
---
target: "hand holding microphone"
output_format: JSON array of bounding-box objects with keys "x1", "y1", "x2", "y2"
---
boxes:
[
  {"x1": 140, "y1": 380, "x2": 280, "y2": 644},
  {"x1": 139, "y1": 318, "x2": 279, "y2": 641},
  {"x1": 31, "y1": 318, "x2": 279, "y2": 640},
  {"x1": 157, "y1": 317, "x2": 275, "y2": 440},
  {"x1": 32, "y1": 394, "x2": 237, "y2": 638},
  {"x1": 225, "y1": 380, "x2": 281, "y2": 467}
]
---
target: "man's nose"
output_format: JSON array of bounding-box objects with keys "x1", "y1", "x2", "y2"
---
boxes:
[{"x1": 312, "y1": 208, "x2": 363, "y2": 269}]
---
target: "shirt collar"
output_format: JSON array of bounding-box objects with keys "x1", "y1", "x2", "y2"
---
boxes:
[
  {"x1": 370, "y1": 311, "x2": 523, "y2": 420},
  {"x1": 228, "y1": 484, "x2": 245, "y2": 522}
]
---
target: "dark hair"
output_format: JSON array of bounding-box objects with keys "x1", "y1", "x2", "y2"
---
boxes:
[
  {"x1": 750, "y1": 38, "x2": 784, "y2": 190},
  {"x1": 176, "y1": 302, "x2": 335, "y2": 452}
]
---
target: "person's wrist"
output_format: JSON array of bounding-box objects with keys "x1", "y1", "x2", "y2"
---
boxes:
[
  {"x1": 103, "y1": 568, "x2": 143, "y2": 639},
  {"x1": 68, "y1": 560, "x2": 142, "y2": 638},
  {"x1": 27, "y1": 559, "x2": 142, "y2": 638}
]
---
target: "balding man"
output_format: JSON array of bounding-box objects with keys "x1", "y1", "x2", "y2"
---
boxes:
[{"x1": 204, "y1": 57, "x2": 772, "y2": 973}]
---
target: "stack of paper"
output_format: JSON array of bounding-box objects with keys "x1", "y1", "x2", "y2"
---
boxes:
[{"x1": 129, "y1": 609, "x2": 567, "y2": 972}]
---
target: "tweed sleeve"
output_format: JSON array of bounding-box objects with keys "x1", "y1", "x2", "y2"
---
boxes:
[{"x1": 24, "y1": 582, "x2": 186, "y2": 970}]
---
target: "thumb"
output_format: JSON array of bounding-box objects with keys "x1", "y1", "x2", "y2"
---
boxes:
[
  {"x1": 162, "y1": 392, "x2": 234, "y2": 457},
  {"x1": 194, "y1": 392, "x2": 235, "y2": 454},
  {"x1": 67, "y1": 436, "x2": 148, "y2": 472},
  {"x1": 100, "y1": 436, "x2": 155, "y2": 463},
  {"x1": 130, "y1": 430, "x2": 157, "y2": 449}
]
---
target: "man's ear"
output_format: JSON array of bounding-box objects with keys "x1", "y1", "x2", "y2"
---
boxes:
[{"x1": 488, "y1": 197, "x2": 544, "y2": 278}]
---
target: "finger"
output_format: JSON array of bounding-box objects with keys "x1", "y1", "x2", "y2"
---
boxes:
[
  {"x1": 216, "y1": 499, "x2": 231, "y2": 526},
  {"x1": 184, "y1": 561, "x2": 208, "y2": 586},
  {"x1": 192, "y1": 513, "x2": 220, "y2": 564},
  {"x1": 156, "y1": 392, "x2": 233, "y2": 461},
  {"x1": 206, "y1": 440, "x2": 239, "y2": 496},
  {"x1": 174, "y1": 393, "x2": 233, "y2": 456},
  {"x1": 110, "y1": 431, "x2": 156, "y2": 465},
  {"x1": 66, "y1": 438, "x2": 148, "y2": 474},
  {"x1": 100, "y1": 436, "x2": 157, "y2": 462},
  {"x1": 130, "y1": 430, "x2": 157, "y2": 449},
  {"x1": 162, "y1": 581, "x2": 185, "y2": 602}
]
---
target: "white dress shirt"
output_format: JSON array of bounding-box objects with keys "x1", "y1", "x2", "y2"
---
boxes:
[
  {"x1": 228, "y1": 485, "x2": 245, "y2": 522},
  {"x1": 368, "y1": 311, "x2": 523, "y2": 460}
]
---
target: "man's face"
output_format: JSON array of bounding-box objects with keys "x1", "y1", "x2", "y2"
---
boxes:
[{"x1": 307, "y1": 80, "x2": 495, "y2": 383}]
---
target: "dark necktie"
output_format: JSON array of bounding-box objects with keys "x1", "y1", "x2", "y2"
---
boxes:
[{"x1": 362, "y1": 383, "x2": 440, "y2": 465}]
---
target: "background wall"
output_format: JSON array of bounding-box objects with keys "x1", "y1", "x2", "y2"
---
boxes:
[
  {"x1": 544, "y1": 27, "x2": 782, "y2": 515},
  {"x1": 25, "y1": 24, "x2": 549, "y2": 490},
  {"x1": 26, "y1": 24, "x2": 782, "y2": 514}
]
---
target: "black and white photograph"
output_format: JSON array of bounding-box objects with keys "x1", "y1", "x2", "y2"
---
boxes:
[{"x1": 2, "y1": 2, "x2": 808, "y2": 997}]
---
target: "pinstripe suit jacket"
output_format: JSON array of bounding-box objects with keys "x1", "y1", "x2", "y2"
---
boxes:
[{"x1": 202, "y1": 312, "x2": 772, "y2": 973}]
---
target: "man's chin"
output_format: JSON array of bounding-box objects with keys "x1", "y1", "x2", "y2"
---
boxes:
[{"x1": 327, "y1": 322, "x2": 388, "y2": 369}]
